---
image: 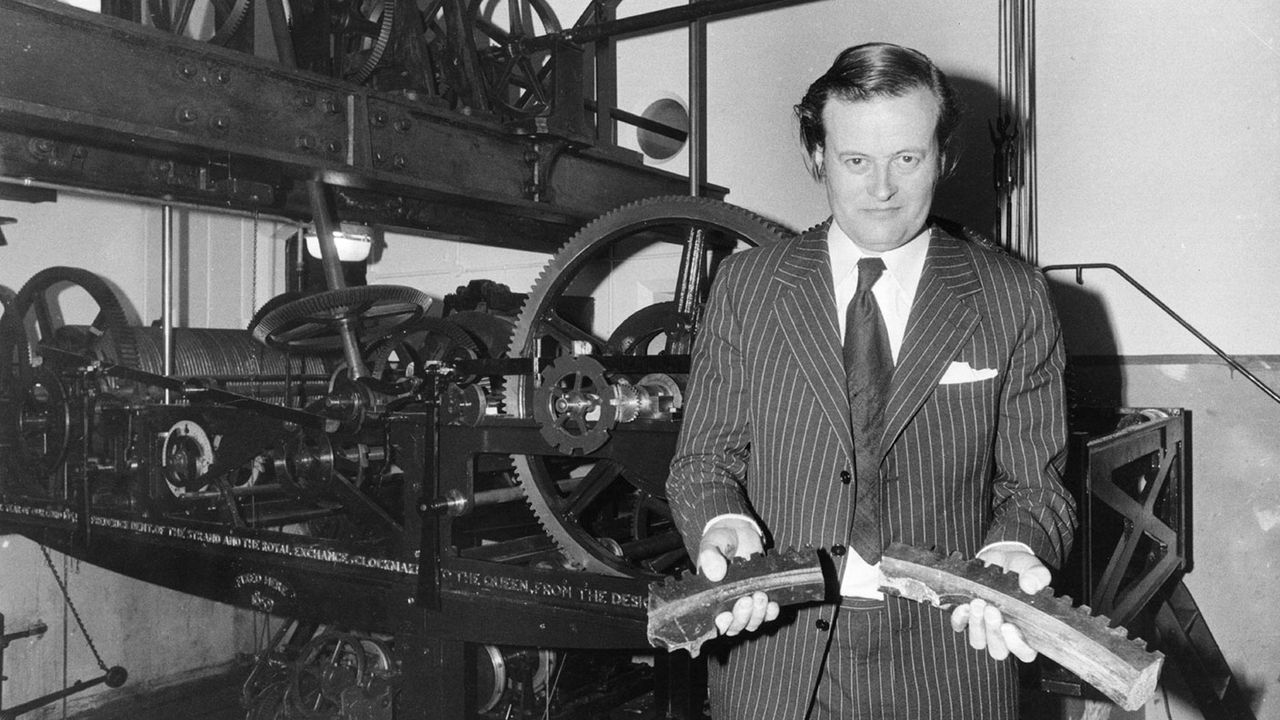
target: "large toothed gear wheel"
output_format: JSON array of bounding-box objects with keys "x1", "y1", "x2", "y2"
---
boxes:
[{"x1": 508, "y1": 196, "x2": 791, "y2": 576}]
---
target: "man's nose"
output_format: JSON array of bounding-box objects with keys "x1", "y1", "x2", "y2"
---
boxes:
[{"x1": 867, "y1": 165, "x2": 896, "y2": 201}]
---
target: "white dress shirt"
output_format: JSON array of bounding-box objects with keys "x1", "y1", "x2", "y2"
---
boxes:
[{"x1": 828, "y1": 222, "x2": 928, "y2": 597}]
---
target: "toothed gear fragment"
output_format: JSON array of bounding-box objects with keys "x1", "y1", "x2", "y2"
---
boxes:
[
  {"x1": 647, "y1": 547, "x2": 827, "y2": 656},
  {"x1": 878, "y1": 543, "x2": 1163, "y2": 711}
]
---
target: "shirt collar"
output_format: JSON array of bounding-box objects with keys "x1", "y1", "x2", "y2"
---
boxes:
[{"x1": 826, "y1": 220, "x2": 930, "y2": 300}]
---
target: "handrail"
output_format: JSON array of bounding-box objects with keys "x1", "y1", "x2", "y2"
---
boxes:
[{"x1": 1042, "y1": 262, "x2": 1280, "y2": 405}]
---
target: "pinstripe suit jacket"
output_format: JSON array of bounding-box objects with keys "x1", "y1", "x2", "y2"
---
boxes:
[{"x1": 667, "y1": 223, "x2": 1077, "y2": 718}]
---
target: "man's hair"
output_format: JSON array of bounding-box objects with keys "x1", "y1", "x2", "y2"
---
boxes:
[{"x1": 795, "y1": 42, "x2": 962, "y2": 178}]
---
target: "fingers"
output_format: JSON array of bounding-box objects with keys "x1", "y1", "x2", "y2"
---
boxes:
[
  {"x1": 982, "y1": 602, "x2": 1009, "y2": 661},
  {"x1": 715, "y1": 592, "x2": 772, "y2": 636},
  {"x1": 1015, "y1": 562, "x2": 1052, "y2": 594},
  {"x1": 997, "y1": 550, "x2": 1052, "y2": 594},
  {"x1": 1002, "y1": 623, "x2": 1038, "y2": 662},
  {"x1": 765, "y1": 600, "x2": 780, "y2": 623},
  {"x1": 966, "y1": 598, "x2": 988, "y2": 652},
  {"x1": 696, "y1": 526, "x2": 739, "y2": 582},
  {"x1": 714, "y1": 610, "x2": 734, "y2": 635},
  {"x1": 951, "y1": 598, "x2": 1038, "y2": 663},
  {"x1": 979, "y1": 548, "x2": 1052, "y2": 595},
  {"x1": 698, "y1": 546, "x2": 729, "y2": 582},
  {"x1": 697, "y1": 521, "x2": 763, "y2": 581},
  {"x1": 697, "y1": 524, "x2": 776, "y2": 638}
]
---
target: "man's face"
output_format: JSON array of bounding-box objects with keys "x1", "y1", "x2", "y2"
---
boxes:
[{"x1": 812, "y1": 88, "x2": 941, "y2": 253}]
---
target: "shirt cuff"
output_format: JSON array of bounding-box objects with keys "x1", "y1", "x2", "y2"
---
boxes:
[
  {"x1": 703, "y1": 513, "x2": 762, "y2": 538},
  {"x1": 976, "y1": 540, "x2": 1035, "y2": 561}
]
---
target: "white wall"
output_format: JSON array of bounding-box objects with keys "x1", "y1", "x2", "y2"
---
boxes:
[{"x1": 1038, "y1": 0, "x2": 1280, "y2": 357}]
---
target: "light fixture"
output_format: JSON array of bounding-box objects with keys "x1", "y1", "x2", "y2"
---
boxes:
[{"x1": 303, "y1": 222, "x2": 378, "y2": 262}]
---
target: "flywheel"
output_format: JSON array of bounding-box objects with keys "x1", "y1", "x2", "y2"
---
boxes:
[
  {"x1": 507, "y1": 195, "x2": 791, "y2": 576},
  {"x1": 0, "y1": 267, "x2": 140, "y2": 498}
]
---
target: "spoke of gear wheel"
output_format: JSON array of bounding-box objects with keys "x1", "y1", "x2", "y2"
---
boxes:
[
  {"x1": 470, "y1": 0, "x2": 561, "y2": 116},
  {"x1": 506, "y1": 196, "x2": 792, "y2": 576}
]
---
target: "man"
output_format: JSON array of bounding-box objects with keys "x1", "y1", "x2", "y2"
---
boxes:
[{"x1": 666, "y1": 43, "x2": 1077, "y2": 719}]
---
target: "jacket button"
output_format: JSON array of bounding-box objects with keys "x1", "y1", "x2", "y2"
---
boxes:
[
  {"x1": 815, "y1": 618, "x2": 830, "y2": 632},
  {"x1": 831, "y1": 544, "x2": 846, "y2": 557},
  {"x1": 839, "y1": 470, "x2": 852, "y2": 485}
]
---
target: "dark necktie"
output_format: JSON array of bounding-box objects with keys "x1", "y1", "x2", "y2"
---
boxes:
[{"x1": 843, "y1": 257, "x2": 893, "y2": 564}]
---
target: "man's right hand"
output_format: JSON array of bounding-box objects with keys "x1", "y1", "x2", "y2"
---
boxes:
[{"x1": 698, "y1": 517, "x2": 781, "y2": 636}]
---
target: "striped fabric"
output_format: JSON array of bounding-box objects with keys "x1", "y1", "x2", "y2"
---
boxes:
[{"x1": 667, "y1": 224, "x2": 1077, "y2": 719}]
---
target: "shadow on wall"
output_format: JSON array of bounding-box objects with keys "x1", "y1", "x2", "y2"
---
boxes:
[
  {"x1": 1046, "y1": 275, "x2": 1124, "y2": 410},
  {"x1": 931, "y1": 73, "x2": 999, "y2": 241}
]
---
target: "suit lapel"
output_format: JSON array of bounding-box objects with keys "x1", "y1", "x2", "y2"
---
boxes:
[
  {"x1": 880, "y1": 228, "x2": 983, "y2": 452},
  {"x1": 772, "y1": 223, "x2": 856, "y2": 463}
]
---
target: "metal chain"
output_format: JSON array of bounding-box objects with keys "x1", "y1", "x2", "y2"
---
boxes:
[{"x1": 37, "y1": 543, "x2": 109, "y2": 673}]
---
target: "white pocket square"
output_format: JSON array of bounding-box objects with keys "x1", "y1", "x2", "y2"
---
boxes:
[{"x1": 939, "y1": 361, "x2": 998, "y2": 385}]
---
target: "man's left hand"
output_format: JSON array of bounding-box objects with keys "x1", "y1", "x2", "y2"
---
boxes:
[{"x1": 948, "y1": 547, "x2": 1050, "y2": 662}]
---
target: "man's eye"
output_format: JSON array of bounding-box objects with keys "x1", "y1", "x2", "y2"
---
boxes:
[
  {"x1": 896, "y1": 154, "x2": 919, "y2": 166},
  {"x1": 844, "y1": 157, "x2": 868, "y2": 170}
]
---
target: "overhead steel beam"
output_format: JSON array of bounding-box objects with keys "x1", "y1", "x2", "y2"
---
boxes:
[{"x1": 0, "y1": 0, "x2": 720, "y2": 248}]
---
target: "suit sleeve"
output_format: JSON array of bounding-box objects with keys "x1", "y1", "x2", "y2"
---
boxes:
[
  {"x1": 984, "y1": 269, "x2": 1077, "y2": 568},
  {"x1": 667, "y1": 257, "x2": 757, "y2": 560}
]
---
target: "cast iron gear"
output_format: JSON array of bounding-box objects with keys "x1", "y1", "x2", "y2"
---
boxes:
[{"x1": 506, "y1": 195, "x2": 791, "y2": 576}]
